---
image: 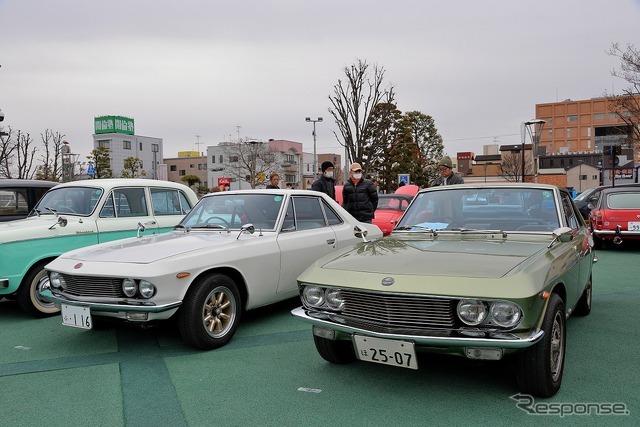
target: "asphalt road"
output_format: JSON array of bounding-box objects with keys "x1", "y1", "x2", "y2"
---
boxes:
[{"x1": 1, "y1": 242, "x2": 639, "y2": 427}]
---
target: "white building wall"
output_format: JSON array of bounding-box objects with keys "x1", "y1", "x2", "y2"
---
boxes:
[{"x1": 93, "y1": 133, "x2": 163, "y2": 178}]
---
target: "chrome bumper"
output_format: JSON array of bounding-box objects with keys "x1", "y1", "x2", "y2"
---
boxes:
[
  {"x1": 39, "y1": 289, "x2": 182, "y2": 313},
  {"x1": 291, "y1": 306, "x2": 544, "y2": 349}
]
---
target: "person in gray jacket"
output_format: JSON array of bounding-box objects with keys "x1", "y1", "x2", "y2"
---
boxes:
[{"x1": 431, "y1": 156, "x2": 464, "y2": 186}]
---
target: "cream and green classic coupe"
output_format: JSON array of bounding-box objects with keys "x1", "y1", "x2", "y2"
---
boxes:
[
  {"x1": 41, "y1": 190, "x2": 382, "y2": 350},
  {"x1": 0, "y1": 179, "x2": 197, "y2": 316},
  {"x1": 292, "y1": 184, "x2": 595, "y2": 397}
]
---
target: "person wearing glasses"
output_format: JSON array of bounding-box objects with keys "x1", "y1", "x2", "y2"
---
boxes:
[
  {"x1": 342, "y1": 162, "x2": 378, "y2": 223},
  {"x1": 431, "y1": 156, "x2": 464, "y2": 186}
]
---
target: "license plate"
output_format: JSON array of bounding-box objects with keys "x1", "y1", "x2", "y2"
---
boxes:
[
  {"x1": 61, "y1": 304, "x2": 93, "y2": 329},
  {"x1": 628, "y1": 222, "x2": 640, "y2": 232},
  {"x1": 353, "y1": 335, "x2": 418, "y2": 370}
]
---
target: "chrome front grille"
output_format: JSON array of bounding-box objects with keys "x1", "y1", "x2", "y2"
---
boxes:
[
  {"x1": 60, "y1": 274, "x2": 125, "y2": 298},
  {"x1": 339, "y1": 290, "x2": 457, "y2": 331}
]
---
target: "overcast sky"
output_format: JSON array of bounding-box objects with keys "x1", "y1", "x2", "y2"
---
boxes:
[{"x1": 1, "y1": 0, "x2": 639, "y2": 165}]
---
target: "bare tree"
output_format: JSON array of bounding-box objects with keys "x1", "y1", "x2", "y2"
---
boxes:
[
  {"x1": 35, "y1": 129, "x2": 64, "y2": 181},
  {"x1": 501, "y1": 152, "x2": 533, "y2": 182},
  {"x1": 7, "y1": 130, "x2": 38, "y2": 179},
  {"x1": 328, "y1": 59, "x2": 395, "y2": 166},
  {"x1": 0, "y1": 127, "x2": 17, "y2": 178},
  {"x1": 221, "y1": 140, "x2": 282, "y2": 188},
  {"x1": 607, "y1": 43, "x2": 640, "y2": 150}
]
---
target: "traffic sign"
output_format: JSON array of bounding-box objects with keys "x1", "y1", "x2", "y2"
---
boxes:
[{"x1": 87, "y1": 162, "x2": 96, "y2": 176}]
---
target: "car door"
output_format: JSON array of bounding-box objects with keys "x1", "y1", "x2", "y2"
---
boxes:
[
  {"x1": 95, "y1": 187, "x2": 159, "y2": 242},
  {"x1": 560, "y1": 191, "x2": 591, "y2": 305},
  {"x1": 276, "y1": 195, "x2": 338, "y2": 294},
  {"x1": 149, "y1": 187, "x2": 194, "y2": 232}
]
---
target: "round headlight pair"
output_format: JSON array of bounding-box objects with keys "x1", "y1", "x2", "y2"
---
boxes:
[
  {"x1": 49, "y1": 272, "x2": 66, "y2": 290},
  {"x1": 302, "y1": 286, "x2": 344, "y2": 310},
  {"x1": 122, "y1": 278, "x2": 156, "y2": 299},
  {"x1": 457, "y1": 299, "x2": 521, "y2": 328}
]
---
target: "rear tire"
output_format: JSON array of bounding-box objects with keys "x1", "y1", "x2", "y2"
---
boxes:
[
  {"x1": 573, "y1": 278, "x2": 592, "y2": 317},
  {"x1": 517, "y1": 294, "x2": 566, "y2": 397},
  {"x1": 313, "y1": 334, "x2": 356, "y2": 364},
  {"x1": 178, "y1": 273, "x2": 241, "y2": 350},
  {"x1": 18, "y1": 262, "x2": 60, "y2": 317}
]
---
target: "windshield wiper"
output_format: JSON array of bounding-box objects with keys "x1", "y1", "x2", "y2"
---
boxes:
[
  {"x1": 395, "y1": 225, "x2": 437, "y2": 234},
  {"x1": 190, "y1": 223, "x2": 229, "y2": 231},
  {"x1": 44, "y1": 206, "x2": 58, "y2": 216}
]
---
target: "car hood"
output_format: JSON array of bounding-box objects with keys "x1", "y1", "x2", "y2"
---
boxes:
[
  {"x1": 316, "y1": 234, "x2": 549, "y2": 279},
  {"x1": 0, "y1": 215, "x2": 85, "y2": 243},
  {"x1": 59, "y1": 230, "x2": 253, "y2": 264}
]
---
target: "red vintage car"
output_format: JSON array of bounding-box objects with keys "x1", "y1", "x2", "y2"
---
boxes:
[
  {"x1": 373, "y1": 194, "x2": 414, "y2": 235},
  {"x1": 589, "y1": 184, "x2": 640, "y2": 248}
]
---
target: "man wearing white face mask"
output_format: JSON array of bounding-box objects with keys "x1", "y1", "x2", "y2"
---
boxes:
[
  {"x1": 311, "y1": 161, "x2": 336, "y2": 200},
  {"x1": 342, "y1": 162, "x2": 378, "y2": 223}
]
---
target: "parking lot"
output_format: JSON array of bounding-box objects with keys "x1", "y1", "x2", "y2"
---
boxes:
[{"x1": 1, "y1": 243, "x2": 638, "y2": 426}]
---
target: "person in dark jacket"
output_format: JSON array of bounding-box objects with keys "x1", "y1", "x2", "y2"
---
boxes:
[
  {"x1": 311, "y1": 161, "x2": 336, "y2": 200},
  {"x1": 342, "y1": 162, "x2": 378, "y2": 223},
  {"x1": 431, "y1": 156, "x2": 464, "y2": 186},
  {"x1": 266, "y1": 173, "x2": 280, "y2": 189}
]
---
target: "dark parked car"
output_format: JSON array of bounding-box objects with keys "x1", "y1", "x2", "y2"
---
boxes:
[
  {"x1": 574, "y1": 183, "x2": 640, "y2": 220},
  {"x1": 589, "y1": 185, "x2": 640, "y2": 248},
  {"x1": 0, "y1": 179, "x2": 57, "y2": 222}
]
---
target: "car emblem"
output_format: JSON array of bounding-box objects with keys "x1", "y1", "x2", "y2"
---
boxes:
[
  {"x1": 381, "y1": 277, "x2": 395, "y2": 286},
  {"x1": 74, "y1": 263, "x2": 83, "y2": 269}
]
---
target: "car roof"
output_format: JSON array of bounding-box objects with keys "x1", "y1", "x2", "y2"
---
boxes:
[
  {"x1": 0, "y1": 179, "x2": 58, "y2": 188},
  {"x1": 600, "y1": 184, "x2": 640, "y2": 194},
  {"x1": 50, "y1": 178, "x2": 193, "y2": 191},
  {"x1": 419, "y1": 183, "x2": 562, "y2": 193}
]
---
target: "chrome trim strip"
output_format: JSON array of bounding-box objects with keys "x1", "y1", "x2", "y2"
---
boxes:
[
  {"x1": 593, "y1": 230, "x2": 640, "y2": 236},
  {"x1": 39, "y1": 289, "x2": 181, "y2": 313},
  {"x1": 291, "y1": 307, "x2": 543, "y2": 349}
]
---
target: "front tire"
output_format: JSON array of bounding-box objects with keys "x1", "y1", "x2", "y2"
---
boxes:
[
  {"x1": 178, "y1": 274, "x2": 241, "y2": 350},
  {"x1": 517, "y1": 294, "x2": 566, "y2": 397},
  {"x1": 313, "y1": 334, "x2": 356, "y2": 364},
  {"x1": 18, "y1": 262, "x2": 60, "y2": 317}
]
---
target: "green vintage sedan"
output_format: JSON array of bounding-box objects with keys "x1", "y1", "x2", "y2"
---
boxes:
[{"x1": 292, "y1": 183, "x2": 595, "y2": 397}]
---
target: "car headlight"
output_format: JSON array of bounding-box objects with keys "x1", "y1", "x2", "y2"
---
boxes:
[
  {"x1": 325, "y1": 289, "x2": 344, "y2": 310},
  {"x1": 122, "y1": 278, "x2": 137, "y2": 297},
  {"x1": 457, "y1": 299, "x2": 488, "y2": 325},
  {"x1": 138, "y1": 280, "x2": 156, "y2": 299},
  {"x1": 302, "y1": 286, "x2": 325, "y2": 307},
  {"x1": 490, "y1": 301, "x2": 522, "y2": 328},
  {"x1": 49, "y1": 271, "x2": 66, "y2": 290}
]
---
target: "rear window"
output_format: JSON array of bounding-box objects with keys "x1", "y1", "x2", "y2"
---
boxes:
[{"x1": 607, "y1": 193, "x2": 640, "y2": 209}]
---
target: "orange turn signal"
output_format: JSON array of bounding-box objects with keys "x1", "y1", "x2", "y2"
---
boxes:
[
  {"x1": 540, "y1": 291, "x2": 550, "y2": 299},
  {"x1": 176, "y1": 272, "x2": 191, "y2": 279}
]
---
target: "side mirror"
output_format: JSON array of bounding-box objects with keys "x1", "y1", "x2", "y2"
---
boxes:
[
  {"x1": 354, "y1": 225, "x2": 370, "y2": 243},
  {"x1": 587, "y1": 203, "x2": 594, "y2": 210},
  {"x1": 237, "y1": 223, "x2": 255, "y2": 239},
  {"x1": 48, "y1": 216, "x2": 68, "y2": 229},
  {"x1": 550, "y1": 226, "x2": 574, "y2": 245}
]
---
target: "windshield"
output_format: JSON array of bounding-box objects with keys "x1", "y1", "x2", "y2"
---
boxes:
[
  {"x1": 32, "y1": 186, "x2": 103, "y2": 216},
  {"x1": 180, "y1": 193, "x2": 284, "y2": 231},
  {"x1": 574, "y1": 188, "x2": 595, "y2": 202},
  {"x1": 397, "y1": 187, "x2": 560, "y2": 232}
]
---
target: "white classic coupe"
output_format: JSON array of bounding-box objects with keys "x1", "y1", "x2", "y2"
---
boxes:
[{"x1": 41, "y1": 190, "x2": 382, "y2": 349}]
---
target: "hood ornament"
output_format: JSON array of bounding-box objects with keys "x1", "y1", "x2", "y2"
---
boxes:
[{"x1": 381, "y1": 277, "x2": 395, "y2": 286}]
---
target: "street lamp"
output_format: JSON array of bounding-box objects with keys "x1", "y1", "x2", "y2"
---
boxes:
[
  {"x1": 305, "y1": 116, "x2": 323, "y2": 177},
  {"x1": 524, "y1": 119, "x2": 546, "y2": 183},
  {"x1": 483, "y1": 161, "x2": 492, "y2": 183}
]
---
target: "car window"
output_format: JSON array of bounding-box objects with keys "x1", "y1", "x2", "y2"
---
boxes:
[
  {"x1": 292, "y1": 196, "x2": 326, "y2": 230},
  {"x1": 151, "y1": 188, "x2": 193, "y2": 215},
  {"x1": 35, "y1": 186, "x2": 102, "y2": 216},
  {"x1": 560, "y1": 193, "x2": 580, "y2": 230},
  {"x1": 398, "y1": 188, "x2": 560, "y2": 231},
  {"x1": 607, "y1": 192, "x2": 640, "y2": 209},
  {"x1": 321, "y1": 199, "x2": 343, "y2": 226},
  {"x1": 181, "y1": 194, "x2": 283, "y2": 230},
  {"x1": 0, "y1": 188, "x2": 28, "y2": 217},
  {"x1": 100, "y1": 188, "x2": 148, "y2": 218}
]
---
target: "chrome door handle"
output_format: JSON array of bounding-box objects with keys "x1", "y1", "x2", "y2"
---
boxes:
[{"x1": 326, "y1": 239, "x2": 335, "y2": 244}]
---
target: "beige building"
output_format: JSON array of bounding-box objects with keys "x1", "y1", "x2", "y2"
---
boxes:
[{"x1": 163, "y1": 151, "x2": 208, "y2": 187}]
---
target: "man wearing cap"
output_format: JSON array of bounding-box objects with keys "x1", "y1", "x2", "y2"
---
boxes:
[
  {"x1": 342, "y1": 162, "x2": 378, "y2": 223},
  {"x1": 311, "y1": 161, "x2": 336, "y2": 200},
  {"x1": 431, "y1": 156, "x2": 464, "y2": 186}
]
